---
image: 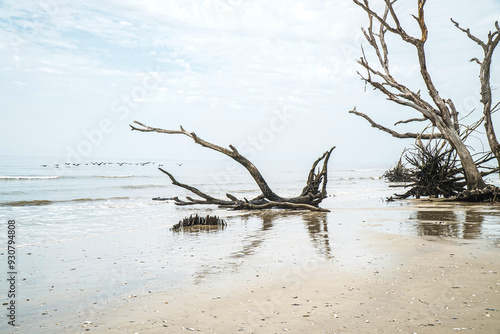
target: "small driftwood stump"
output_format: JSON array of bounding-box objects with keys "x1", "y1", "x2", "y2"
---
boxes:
[{"x1": 172, "y1": 214, "x2": 227, "y2": 230}]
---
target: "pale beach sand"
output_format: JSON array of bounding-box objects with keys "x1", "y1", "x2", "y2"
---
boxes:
[
  {"x1": 90, "y1": 230, "x2": 499, "y2": 333},
  {"x1": 6, "y1": 199, "x2": 499, "y2": 334}
]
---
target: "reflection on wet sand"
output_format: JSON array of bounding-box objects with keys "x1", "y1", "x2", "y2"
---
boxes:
[
  {"x1": 229, "y1": 212, "x2": 275, "y2": 259},
  {"x1": 303, "y1": 212, "x2": 333, "y2": 259},
  {"x1": 464, "y1": 210, "x2": 485, "y2": 239},
  {"x1": 172, "y1": 225, "x2": 227, "y2": 233},
  {"x1": 192, "y1": 211, "x2": 333, "y2": 283},
  {"x1": 413, "y1": 210, "x2": 462, "y2": 238},
  {"x1": 409, "y1": 202, "x2": 493, "y2": 239},
  {"x1": 235, "y1": 211, "x2": 333, "y2": 259}
]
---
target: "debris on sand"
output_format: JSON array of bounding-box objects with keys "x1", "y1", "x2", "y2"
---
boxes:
[{"x1": 172, "y1": 214, "x2": 226, "y2": 230}]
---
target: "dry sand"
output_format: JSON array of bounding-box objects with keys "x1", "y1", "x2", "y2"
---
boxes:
[{"x1": 86, "y1": 231, "x2": 499, "y2": 334}]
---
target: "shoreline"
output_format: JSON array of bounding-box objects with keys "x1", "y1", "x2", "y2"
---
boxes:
[{"x1": 84, "y1": 231, "x2": 499, "y2": 333}]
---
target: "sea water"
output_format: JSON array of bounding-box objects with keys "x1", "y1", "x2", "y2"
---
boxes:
[
  {"x1": 1, "y1": 154, "x2": 499, "y2": 245},
  {"x1": 0, "y1": 155, "x2": 390, "y2": 246}
]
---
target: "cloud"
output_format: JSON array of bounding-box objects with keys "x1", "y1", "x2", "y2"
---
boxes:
[{"x1": 0, "y1": 0, "x2": 499, "y2": 164}]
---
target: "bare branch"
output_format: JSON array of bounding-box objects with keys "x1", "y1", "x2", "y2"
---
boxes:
[
  {"x1": 446, "y1": 98, "x2": 460, "y2": 132},
  {"x1": 300, "y1": 146, "x2": 335, "y2": 204},
  {"x1": 158, "y1": 167, "x2": 233, "y2": 206},
  {"x1": 470, "y1": 57, "x2": 482, "y2": 65},
  {"x1": 350, "y1": 107, "x2": 442, "y2": 139},
  {"x1": 394, "y1": 118, "x2": 427, "y2": 126},
  {"x1": 232, "y1": 201, "x2": 330, "y2": 212},
  {"x1": 453, "y1": 18, "x2": 500, "y2": 170},
  {"x1": 451, "y1": 18, "x2": 486, "y2": 49},
  {"x1": 132, "y1": 121, "x2": 282, "y2": 201}
]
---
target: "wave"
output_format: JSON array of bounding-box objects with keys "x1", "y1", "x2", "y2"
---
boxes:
[
  {"x1": 0, "y1": 174, "x2": 152, "y2": 181},
  {"x1": 0, "y1": 190, "x2": 27, "y2": 195},
  {"x1": 1, "y1": 197, "x2": 131, "y2": 207},
  {"x1": 118, "y1": 184, "x2": 165, "y2": 189},
  {"x1": 335, "y1": 176, "x2": 382, "y2": 181},
  {"x1": 1, "y1": 200, "x2": 54, "y2": 206},
  {"x1": 0, "y1": 176, "x2": 59, "y2": 180},
  {"x1": 347, "y1": 169, "x2": 385, "y2": 172}
]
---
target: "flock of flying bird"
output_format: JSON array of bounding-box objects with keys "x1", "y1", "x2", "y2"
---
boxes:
[{"x1": 40, "y1": 162, "x2": 183, "y2": 168}]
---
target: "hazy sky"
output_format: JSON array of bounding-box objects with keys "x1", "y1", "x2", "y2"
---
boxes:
[{"x1": 1, "y1": 0, "x2": 499, "y2": 166}]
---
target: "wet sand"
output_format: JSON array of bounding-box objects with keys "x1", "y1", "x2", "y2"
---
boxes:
[
  {"x1": 89, "y1": 231, "x2": 499, "y2": 333},
  {"x1": 6, "y1": 199, "x2": 500, "y2": 333}
]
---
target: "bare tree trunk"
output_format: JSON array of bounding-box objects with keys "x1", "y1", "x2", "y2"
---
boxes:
[
  {"x1": 444, "y1": 129, "x2": 486, "y2": 189},
  {"x1": 452, "y1": 19, "x2": 500, "y2": 181},
  {"x1": 130, "y1": 121, "x2": 335, "y2": 212}
]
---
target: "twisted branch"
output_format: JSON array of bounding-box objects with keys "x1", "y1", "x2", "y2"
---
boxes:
[{"x1": 131, "y1": 121, "x2": 335, "y2": 211}]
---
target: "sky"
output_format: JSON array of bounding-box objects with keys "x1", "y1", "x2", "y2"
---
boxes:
[{"x1": 0, "y1": 0, "x2": 499, "y2": 166}]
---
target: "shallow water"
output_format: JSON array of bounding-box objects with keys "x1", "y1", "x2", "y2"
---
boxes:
[{"x1": 0, "y1": 155, "x2": 499, "y2": 332}]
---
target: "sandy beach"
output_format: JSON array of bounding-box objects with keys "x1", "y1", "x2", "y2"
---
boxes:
[
  {"x1": 83, "y1": 224, "x2": 499, "y2": 333},
  {"x1": 3, "y1": 167, "x2": 499, "y2": 333}
]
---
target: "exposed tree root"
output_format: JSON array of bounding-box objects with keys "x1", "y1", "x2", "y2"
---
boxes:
[
  {"x1": 452, "y1": 185, "x2": 500, "y2": 202},
  {"x1": 383, "y1": 151, "x2": 412, "y2": 182}
]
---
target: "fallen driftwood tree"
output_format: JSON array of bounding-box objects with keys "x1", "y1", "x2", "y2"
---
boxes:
[
  {"x1": 130, "y1": 121, "x2": 335, "y2": 212},
  {"x1": 172, "y1": 214, "x2": 227, "y2": 230}
]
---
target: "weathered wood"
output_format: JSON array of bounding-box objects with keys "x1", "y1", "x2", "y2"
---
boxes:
[
  {"x1": 453, "y1": 184, "x2": 500, "y2": 202},
  {"x1": 172, "y1": 214, "x2": 227, "y2": 230},
  {"x1": 452, "y1": 18, "x2": 500, "y2": 181},
  {"x1": 352, "y1": 0, "x2": 489, "y2": 190},
  {"x1": 131, "y1": 121, "x2": 282, "y2": 201},
  {"x1": 131, "y1": 122, "x2": 335, "y2": 211},
  {"x1": 383, "y1": 152, "x2": 411, "y2": 183},
  {"x1": 390, "y1": 140, "x2": 466, "y2": 200},
  {"x1": 349, "y1": 108, "x2": 440, "y2": 140}
]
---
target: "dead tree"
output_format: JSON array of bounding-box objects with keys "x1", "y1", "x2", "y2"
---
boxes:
[
  {"x1": 451, "y1": 19, "x2": 500, "y2": 180},
  {"x1": 351, "y1": 0, "x2": 488, "y2": 191},
  {"x1": 130, "y1": 121, "x2": 335, "y2": 212}
]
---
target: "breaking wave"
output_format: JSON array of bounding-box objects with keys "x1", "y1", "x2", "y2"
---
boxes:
[
  {"x1": 0, "y1": 176, "x2": 59, "y2": 180},
  {"x1": 1, "y1": 197, "x2": 131, "y2": 207}
]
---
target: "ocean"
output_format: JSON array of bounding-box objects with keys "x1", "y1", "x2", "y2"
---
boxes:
[
  {"x1": 0, "y1": 155, "x2": 499, "y2": 332},
  {"x1": 0, "y1": 155, "x2": 396, "y2": 246},
  {"x1": 1, "y1": 155, "x2": 499, "y2": 245}
]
